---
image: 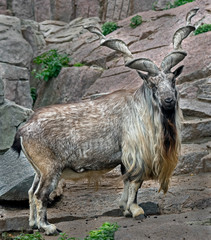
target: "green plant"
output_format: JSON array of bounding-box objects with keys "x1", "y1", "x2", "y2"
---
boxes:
[
  {"x1": 32, "y1": 49, "x2": 70, "y2": 82},
  {"x1": 13, "y1": 232, "x2": 44, "y2": 240},
  {"x1": 194, "y1": 24, "x2": 211, "y2": 35},
  {"x1": 102, "y1": 22, "x2": 118, "y2": 35},
  {"x1": 57, "y1": 222, "x2": 119, "y2": 240},
  {"x1": 84, "y1": 222, "x2": 120, "y2": 240},
  {"x1": 130, "y1": 15, "x2": 142, "y2": 28},
  {"x1": 165, "y1": 0, "x2": 195, "y2": 9},
  {"x1": 58, "y1": 232, "x2": 79, "y2": 240},
  {"x1": 73, "y1": 62, "x2": 86, "y2": 67},
  {"x1": 30, "y1": 87, "x2": 37, "y2": 105},
  {"x1": 8, "y1": 222, "x2": 120, "y2": 240}
]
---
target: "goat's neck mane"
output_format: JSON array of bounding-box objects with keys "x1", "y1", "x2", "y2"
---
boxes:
[{"x1": 122, "y1": 83, "x2": 181, "y2": 193}]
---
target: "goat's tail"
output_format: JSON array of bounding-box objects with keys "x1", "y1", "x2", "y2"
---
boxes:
[{"x1": 11, "y1": 132, "x2": 22, "y2": 156}]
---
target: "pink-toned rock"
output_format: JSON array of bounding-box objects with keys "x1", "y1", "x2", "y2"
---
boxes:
[
  {"x1": 52, "y1": 0, "x2": 75, "y2": 22},
  {"x1": 34, "y1": 66, "x2": 103, "y2": 108},
  {"x1": 34, "y1": 0, "x2": 51, "y2": 22},
  {"x1": 12, "y1": 0, "x2": 34, "y2": 20},
  {"x1": 84, "y1": 66, "x2": 142, "y2": 96},
  {"x1": 75, "y1": 0, "x2": 100, "y2": 19}
]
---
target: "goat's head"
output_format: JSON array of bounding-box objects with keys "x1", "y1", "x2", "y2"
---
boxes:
[{"x1": 125, "y1": 51, "x2": 186, "y2": 111}]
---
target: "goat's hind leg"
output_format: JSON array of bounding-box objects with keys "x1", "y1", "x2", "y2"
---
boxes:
[
  {"x1": 34, "y1": 172, "x2": 61, "y2": 235},
  {"x1": 119, "y1": 164, "x2": 129, "y2": 213},
  {"x1": 28, "y1": 173, "x2": 40, "y2": 229}
]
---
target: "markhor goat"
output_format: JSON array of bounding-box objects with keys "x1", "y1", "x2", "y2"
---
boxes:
[{"x1": 12, "y1": 9, "x2": 198, "y2": 235}]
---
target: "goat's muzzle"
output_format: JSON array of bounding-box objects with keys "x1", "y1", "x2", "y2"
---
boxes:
[{"x1": 162, "y1": 97, "x2": 176, "y2": 110}]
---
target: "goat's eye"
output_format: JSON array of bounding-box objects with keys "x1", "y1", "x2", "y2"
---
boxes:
[{"x1": 151, "y1": 83, "x2": 157, "y2": 91}]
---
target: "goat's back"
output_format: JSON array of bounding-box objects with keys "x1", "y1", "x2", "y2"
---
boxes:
[{"x1": 19, "y1": 89, "x2": 134, "y2": 171}]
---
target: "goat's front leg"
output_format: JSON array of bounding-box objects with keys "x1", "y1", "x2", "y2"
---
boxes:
[
  {"x1": 119, "y1": 178, "x2": 130, "y2": 212},
  {"x1": 119, "y1": 164, "x2": 129, "y2": 211},
  {"x1": 125, "y1": 181, "x2": 145, "y2": 219}
]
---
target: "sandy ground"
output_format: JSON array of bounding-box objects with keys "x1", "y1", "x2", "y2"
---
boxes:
[{"x1": 0, "y1": 171, "x2": 210, "y2": 239}]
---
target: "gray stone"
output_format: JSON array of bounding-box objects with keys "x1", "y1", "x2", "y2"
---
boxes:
[
  {"x1": 0, "y1": 62, "x2": 32, "y2": 108},
  {"x1": 21, "y1": 19, "x2": 46, "y2": 57},
  {"x1": 182, "y1": 118, "x2": 211, "y2": 143},
  {"x1": 174, "y1": 143, "x2": 209, "y2": 175},
  {"x1": 0, "y1": 15, "x2": 33, "y2": 68},
  {"x1": 197, "y1": 153, "x2": 211, "y2": 173},
  {"x1": 44, "y1": 17, "x2": 101, "y2": 43},
  {"x1": 0, "y1": 76, "x2": 4, "y2": 104},
  {"x1": 0, "y1": 99, "x2": 33, "y2": 152},
  {"x1": 0, "y1": 62, "x2": 29, "y2": 81},
  {"x1": 39, "y1": 20, "x2": 67, "y2": 38},
  {"x1": 12, "y1": 0, "x2": 34, "y2": 20},
  {"x1": 180, "y1": 99, "x2": 211, "y2": 118},
  {"x1": 34, "y1": 0, "x2": 51, "y2": 22},
  {"x1": 153, "y1": 0, "x2": 175, "y2": 10},
  {"x1": 0, "y1": 149, "x2": 35, "y2": 201}
]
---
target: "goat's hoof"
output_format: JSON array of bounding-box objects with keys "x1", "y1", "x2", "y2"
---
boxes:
[
  {"x1": 134, "y1": 214, "x2": 147, "y2": 220},
  {"x1": 123, "y1": 210, "x2": 132, "y2": 218},
  {"x1": 42, "y1": 224, "x2": 60, "y2": 235},
  {"x1": 29, "y1": 221, "x2": 38, "y2": 230},
  {"x1": 31, "y1": 226, "x2": 38, "y2": 230}
]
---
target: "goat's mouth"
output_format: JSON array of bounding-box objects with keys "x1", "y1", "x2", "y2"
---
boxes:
[{"x1": 161, "y1": 100, "x2": 176, "y2": 111}]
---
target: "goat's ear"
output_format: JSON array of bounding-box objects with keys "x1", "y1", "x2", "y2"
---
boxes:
[
  {"x1": 173, "y1": 65, "x2": 184, "y2": 78},
  {"x1": 137, "y1": 71, "x2": 148, "y2": 81}
]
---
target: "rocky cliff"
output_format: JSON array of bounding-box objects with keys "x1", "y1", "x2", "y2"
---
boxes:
[{"x1": 0, "y1": 0, "x2": 174, "y2": 22}]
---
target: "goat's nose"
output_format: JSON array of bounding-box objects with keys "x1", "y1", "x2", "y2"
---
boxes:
[{"x1": 165, "y1": 98, "x2": 173, "y2": 103}]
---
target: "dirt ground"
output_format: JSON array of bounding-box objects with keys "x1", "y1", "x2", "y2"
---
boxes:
[{"x1": 0, "y1": 170, "x2": 210, "y2": 239}]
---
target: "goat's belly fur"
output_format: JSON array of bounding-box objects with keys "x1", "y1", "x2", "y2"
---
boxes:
[{"x1": 61, "y1": 168, "x2": 114, "y2": 182}]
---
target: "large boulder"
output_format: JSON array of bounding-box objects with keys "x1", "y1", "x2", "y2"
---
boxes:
[
  {"x1": 21, "y1": 19, "x2": 46, "y2": 58},
  {"x1": 0, "y1": 77, "x2": 33, "y2": 153},
  {"x1": 0, "y1": 63, "x2": 33, "y2": 108},
  {"x1": 34, "y1": 66, "x2": 103, "y2": 108},
  {"x1": 0, "y1": 150, "x2": 35, "y2": 201},
  {"x1": 0, "y1": 99, "x2": 33, "y2": 153}
]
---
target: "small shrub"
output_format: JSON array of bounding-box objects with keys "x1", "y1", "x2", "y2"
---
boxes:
[
  {"x1": 58, "y1": 232, "x2": 78, "y2": 240},
  {"x1": 32, "y1": 49, "x2": 70, "y2": 82},
  {"x1": 84, "y1": 222, "x2": 120, "y2": 240},
  {"x1": 73, "y1": 62, "x2": 86, "y2": 67},
  {"x1": 30, "y1": 87, "x2": 37, "y2": 105},
  {"x1": 194, "y1": 24, "x2": 211, "y2": 35},
  {"x1": 57, "y1": 222, "x2": 120, "y2": 240},
  {"x1": 130, "y1": 15, "x2": 142, "y2": 28},
  {"x1": 13, "y1": 232, "x2": 44, "y2": 240},
  {"x1": 102, "y1": 22, "x2": 118, "y2": 35},
  {"x1": 165, "y1": 0, "x2": 195, "y2": 9}
]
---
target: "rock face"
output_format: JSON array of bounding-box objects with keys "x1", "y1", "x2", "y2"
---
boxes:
[
  {"x1": 1, "y1": 0, "x2": 175, "y2": 22},
  {"x1": 0, "y1": 67, "x2": 33, "y2": 201},
  {"x1": 0, "y1": 15, "x2": 33, "y2": 108}
]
